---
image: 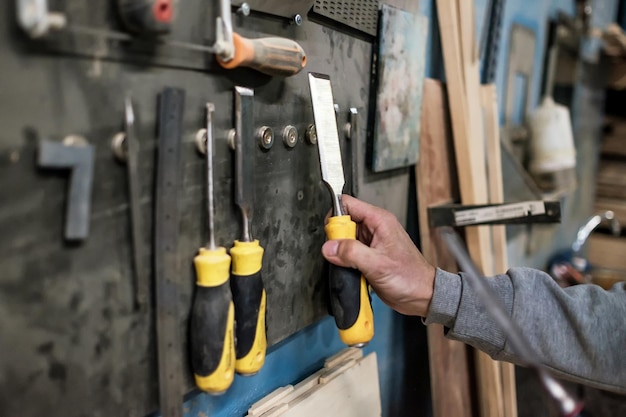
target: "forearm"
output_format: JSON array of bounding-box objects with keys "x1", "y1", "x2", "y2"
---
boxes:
[{"x1": 425, "y1": 267, "x2": 626, "y2": 394}]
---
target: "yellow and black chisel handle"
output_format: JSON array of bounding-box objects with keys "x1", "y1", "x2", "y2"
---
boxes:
[
  {"x1": 325, "y1": 215, "x2": 374, "y2": 347},
  {"x1": 190, "y1": 247, "x2": 235, "y2": 394},
  {"x1": 230, "y1": 240, "x2": 266, "y2": 375}
]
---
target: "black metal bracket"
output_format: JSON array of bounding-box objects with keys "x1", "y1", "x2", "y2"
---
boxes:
[{"x1": 428, "y1": 200, "x2": 561, "y2": 228}]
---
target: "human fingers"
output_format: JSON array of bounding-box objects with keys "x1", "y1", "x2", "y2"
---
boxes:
[
  {"x1": 340, "y1": 195, "x2": 391, "y2": 226},
  {"x1": 321, "y1": 238, "x2": 383, "y2": 276}
]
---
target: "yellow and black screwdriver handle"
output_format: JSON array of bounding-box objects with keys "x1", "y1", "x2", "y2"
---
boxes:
[
  {"x1": 190, "y1": 247, "x2": 235, "y2": 394},
  {"x1": 325, "y1": 215, "x2": 374, "y2": 346},
  {"x1": 230, "y1": 240, "x2": 266, "y2": 375}
]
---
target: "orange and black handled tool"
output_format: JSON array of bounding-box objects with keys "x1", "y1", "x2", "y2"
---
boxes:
[
  {"x1": 212, "y1": 0, "x2": 306, "y2": 77},
  {"x1": 216, "y1": 32, "x2": 307, "y2": 77},
  {"x1": 189, "y1": 103, "x2": 236, "y2": 394}
]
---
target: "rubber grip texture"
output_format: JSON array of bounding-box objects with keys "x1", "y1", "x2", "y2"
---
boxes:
[
  {"x1": 230, "y1": 240, "x2": 266, "y2": 375},
  {"x1": 230, "y1": 270, "x2": 266, "y2": 374},
  {"x1": 190, "y1": 283, "x2": 235, "y2": 394},
  {"x1": 325, "y1": 215, "x2": 374, "y2": 346}
]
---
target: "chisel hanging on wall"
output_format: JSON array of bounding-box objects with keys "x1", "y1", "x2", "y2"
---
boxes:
[{"x1": 230, "y1": 86, "x2": 267, "y2": 375}]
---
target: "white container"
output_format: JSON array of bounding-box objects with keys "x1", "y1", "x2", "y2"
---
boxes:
[{"x1": 528, "y1": 96, "x2": 577, "y2": 174}]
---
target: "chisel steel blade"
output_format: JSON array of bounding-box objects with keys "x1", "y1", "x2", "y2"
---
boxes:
[
  {"x1": 234, "y1": 86, "x2": 255, "y2": 241},
  {"x1": 308, "y1": 73, "x2": 345, "y2": 216}
]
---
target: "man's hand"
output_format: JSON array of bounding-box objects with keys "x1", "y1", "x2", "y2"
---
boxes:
[{"x1": 321, "y1": 195, "x2": 436, "y2": 317}]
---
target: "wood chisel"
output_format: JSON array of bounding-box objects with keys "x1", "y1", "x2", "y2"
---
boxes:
[
  {"x1": 230, "y1": 86, "x2": 266, "y2": 375},
  {"x1": 308, "y1": 73, "x2": 374, "y2": 347},
  {"x1": 190, "y1": 103, "x2": 236, "y2": 394},
  {"x1": 154, "y1": 87, "x2": 185, "y2": 417}
]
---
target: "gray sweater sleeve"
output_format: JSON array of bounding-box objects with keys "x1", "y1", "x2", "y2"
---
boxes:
[{"x1": 425, "y1": 267, "x2": 626, "y2": 394}]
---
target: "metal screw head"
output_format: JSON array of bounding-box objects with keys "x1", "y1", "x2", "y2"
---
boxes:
[
  {"x1": 111, "y1": 132, "x2": 128, "y2": 161},
  {"x1": 282, "y1": 125, "x2": 298, "y2": 148},
  {"x1": 237, "y1": 2, "x2": 250, "y2": 16},
  {"x1": 195, "y1": 128, "x2": 207, "y2": 155},
  {"x1": 293, "y1": 14, "x2": 303, "y2": 26},
  {"x1": 257, "y1": 126, "x2": 274, "y2": 150},
  {"x1": 305, "y1": 124, "x2": 317, "y2": 145},
  {"x1": 343, "y1": 122, "x2": 352, "y2": 140},
  {"x1": 227, "y1": 128, "x2": 237, "y2": 150}
]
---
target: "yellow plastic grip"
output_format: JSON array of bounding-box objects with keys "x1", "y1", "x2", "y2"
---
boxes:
[
  {"x1": 230, "y1": 240, "x2": 263, "y2": 275},
  {"x1": 193, "y1": 302, "x2": 235, "y2": 393},
  {"x1": 230, "y1": 239, "x2": 266, "y2": 375},
  {"x1": 325, "y1": 214, "x2": 357, "y2": 240},
  {"x1": 194, "y1": 246, "x2": 231, "y2": 287},
  {"x1": 325, "y1": 215, "x2": 374, "y2": 346}
]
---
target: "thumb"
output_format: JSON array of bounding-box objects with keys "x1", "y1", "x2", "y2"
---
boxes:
[{"x1": 322, "y1": 239, "x2": 380, "y2": 275}]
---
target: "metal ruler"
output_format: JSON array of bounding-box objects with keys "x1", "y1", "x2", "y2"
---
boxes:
[{"x1": 154, "y1": 87, "x2": 185, "y2": 417}]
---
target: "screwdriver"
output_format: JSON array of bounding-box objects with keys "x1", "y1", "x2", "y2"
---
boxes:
[
  {"x1": 190, "y1": 103, "x2": 236, "y2": 394},
  {"x1": 308, "y1": 73, "x2": 374, "y2": 347},
  {"x1": 230, "y1": 86, "x2": 267, "y2": 375},
  {"x1": 213, "y1": 0, "x2": 306, "y2": 77}
]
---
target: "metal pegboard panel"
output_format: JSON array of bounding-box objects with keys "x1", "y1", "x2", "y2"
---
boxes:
[
  {"x1": 0, "y1": 1, "x2": 410, "y2": 416},
  {"x1": 311, "y1": 0, "x2": 380, "y2": 36}
]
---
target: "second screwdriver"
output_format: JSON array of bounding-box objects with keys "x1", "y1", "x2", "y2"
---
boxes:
[{"x1": 190, "y1": 103, "x2": 236, "y2": 394}]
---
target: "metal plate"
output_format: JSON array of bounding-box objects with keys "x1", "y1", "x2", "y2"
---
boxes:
[
  {"x1": 311, "y1": 0, "x2": 379, "y2": 36},
  {"x1": 370, "y1": 5, "x2": 427, "y2": 172}
]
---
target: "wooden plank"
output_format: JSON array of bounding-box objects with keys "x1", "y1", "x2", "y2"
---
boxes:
[
  {"x1": 482, "y1": 84, "x2": 518, "y2": 417},
  {"x1": 437, "y1": 2, "x2": 515, "y2": 417},
  {"x1": 417, "y1": 78, "x2": 474, "y2": 417}
]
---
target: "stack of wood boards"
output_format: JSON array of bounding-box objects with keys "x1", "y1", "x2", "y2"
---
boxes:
[{"x1": 418, "y1": 1, "x2": 518, "y2": 416}]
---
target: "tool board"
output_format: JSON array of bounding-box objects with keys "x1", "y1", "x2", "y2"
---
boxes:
[{"x1": 0, "y1": 1, "x2": 415, "y2": 416}]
